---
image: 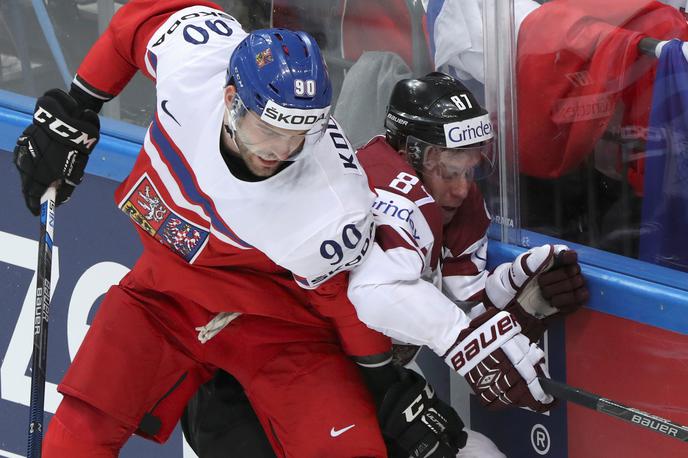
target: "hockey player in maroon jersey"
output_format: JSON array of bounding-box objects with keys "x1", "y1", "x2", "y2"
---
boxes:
[
  {"x1": 182, "y1": 73, "x2": 589, "y2": 457},
  {"x1": 349, "y1": 72, "x2": 588, "y2": 404}
]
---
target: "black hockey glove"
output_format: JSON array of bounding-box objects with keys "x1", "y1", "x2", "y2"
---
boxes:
[
  {"x1": 13, "y1": 88, "x2": 100, "y2": 215},
  {"x1": 378, "y1": 367, "x2": 467, "y2": 458}
]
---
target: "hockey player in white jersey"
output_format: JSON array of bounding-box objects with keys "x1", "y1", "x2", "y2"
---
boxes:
[{"x1": 9, "y1": 1, "x2": 429, "y2": 456}]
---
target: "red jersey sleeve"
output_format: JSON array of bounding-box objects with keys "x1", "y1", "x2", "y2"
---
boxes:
[
  {"x1": 75, "y1": 0, "x2": 221, "y2": 99},
  {"x1": 308, "y1": 272, "x2": 392, "y2": 357}
]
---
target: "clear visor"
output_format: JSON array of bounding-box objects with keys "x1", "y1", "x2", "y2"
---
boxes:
[
  {"x1": 407, "y1": 135, "x2": 496, "y2": 183},
  {"x1": 226, "y1": 96, "x2": 329, "y2": 162}
]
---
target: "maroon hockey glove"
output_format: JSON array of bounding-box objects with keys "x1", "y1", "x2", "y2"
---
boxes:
[
  {"x1": 485, "y1": 244, "x2": 589, "y2": 341},
  {"x1": 443, "y1": 308, "x2": 555, "y2": 412},
  {"x1": 537, "y1": 250, "x2": 589, "y2": 316}
]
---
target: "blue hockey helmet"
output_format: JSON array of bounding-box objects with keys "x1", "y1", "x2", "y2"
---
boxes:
[{"x1": 226, "y1": 28, "x2": 332, "y2": 135}]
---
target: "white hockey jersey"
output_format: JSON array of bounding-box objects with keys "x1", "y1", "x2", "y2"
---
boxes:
[{"x1": 79, "y1": 4, "x2": 375, "y2": 289}]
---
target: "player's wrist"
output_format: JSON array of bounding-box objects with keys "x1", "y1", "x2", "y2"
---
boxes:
[
  {"x1": 356, "y1": 353, "x2": 399, "y2": 407},
  {"x1": 69, "y1": 82, "x2": 105, "y2": 114},
  {"x1": 504, "y1": 301, "x2": 547, "y2": 342}
]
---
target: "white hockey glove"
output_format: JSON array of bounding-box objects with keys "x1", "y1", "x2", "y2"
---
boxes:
[
  {"x1": 485, "y1": 244, "x2": 588, "y2": 341},
  {"x1": 442, "y1": 308, "x2": 555, "y2": 412}
]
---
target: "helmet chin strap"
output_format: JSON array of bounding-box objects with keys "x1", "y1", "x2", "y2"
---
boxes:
[
  {"x1": 223, "y1": 106, "x2": 235, "y2": 139},
  {"x1": 222, "y1": 106, "x2": 244, "y2": 158}
]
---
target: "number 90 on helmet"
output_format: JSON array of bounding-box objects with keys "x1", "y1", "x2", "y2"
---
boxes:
[
  {"x1": 385, "y1": 72, "x2": 495, "y2": 181},
  {"x1": 225, "y1": 28, "x2": 332, "y2": 142}
]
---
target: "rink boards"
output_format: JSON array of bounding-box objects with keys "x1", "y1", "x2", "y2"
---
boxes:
[
  {"x1": 1, "y1": 98, "x2": 687, "y2": 458},
  {"x1": 474, "y1": 246, "x2": 688, "y2": 458}
]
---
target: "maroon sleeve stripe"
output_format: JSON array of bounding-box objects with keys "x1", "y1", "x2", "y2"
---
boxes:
[
  {"x1": 376, "y1": 225, "x2": 425, "y2": 269},
  {"x1": 443, "y1": 256, "x2": 481, "y2": 277}
]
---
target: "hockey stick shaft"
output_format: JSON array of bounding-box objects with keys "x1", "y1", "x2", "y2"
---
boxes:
[
  {"x1": 27, "y1": 186, "x2": 56, "y2": 458},
  {"x1": 539, "y1": 377, "x2": 688, "y2": 443}
]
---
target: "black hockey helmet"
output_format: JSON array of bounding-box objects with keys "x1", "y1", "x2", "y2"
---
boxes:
[{"x1": 385, "y1": 72, "x2": 494, "y2": 178}]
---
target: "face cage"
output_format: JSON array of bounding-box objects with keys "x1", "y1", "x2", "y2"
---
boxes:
[
  {"x1": 225, "y1": 95, "x2": 330, "y2": 161},
  {"x1": 405, "y1": 135, "x2": 496, "y2": 182}
]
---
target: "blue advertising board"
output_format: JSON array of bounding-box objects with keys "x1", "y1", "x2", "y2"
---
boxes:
[
  {"x1": 469, "y1": 321, "x2": 568, "y2": 458},
  {"x1": 0, "y1": 149, "x2": 196, "y2": 457}
]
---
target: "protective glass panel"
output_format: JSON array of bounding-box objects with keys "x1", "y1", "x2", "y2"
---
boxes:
[
  {"x1": 2, "y1": 1, "x2": 687, "y2": 271},
  {"x1": 511, "y1": 0, "x2": 688, "y2": 273},
  {"x1": 0, "y1": 1, "x2": 272, "y2": 125}
]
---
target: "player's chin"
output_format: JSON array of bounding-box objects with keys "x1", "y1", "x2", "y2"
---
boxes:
[
  {"x1": 440, "y1": 206, "x2": 458, "y2": 225},
  {"x1": 249, "y1": 158, "x2": 280, "y2": 176},
  {"x1": 253, "y1": 167, "x2": 278, "y2": 177}
]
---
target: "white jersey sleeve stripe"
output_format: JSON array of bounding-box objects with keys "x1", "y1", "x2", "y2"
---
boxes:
[
  {"x1": 72, "y1": 75, "x2": 113, "y2": 100},
  {"x1": 376, "y1": 224, "x2": 426, "y2": 271},
  {"x1": 140, "y1": 121, "x2": 249, "y2": 250},
  {"x1": 134, "y1": 131, "x2": 206, "y2": 220},
  {"x1": 442, "y1": 270, "x2": 489, "y2": 302},
  {"x1": 145, "y1": 49, "x2": 158, "y2": 80},
  {"x1": 349, "y1": 243, "x2": 471, "y2": 355},
  {"x1": 460, "y1": 235, "x2": 488, "y2": 264}
]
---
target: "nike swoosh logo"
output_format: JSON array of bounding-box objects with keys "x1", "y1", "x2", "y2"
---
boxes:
[
  {"x1": 161, "y1": 100, "x2": 181, "y2": 126},
  {"x1": 330, "y1": 424, "x2": 355, "y2": 437}
]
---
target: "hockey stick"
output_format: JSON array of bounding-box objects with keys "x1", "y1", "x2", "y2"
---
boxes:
[
  {"x1": 539, "y1": 377, "x2": 688, "y2": 443},
  {"x1": 27, "y1": 186, "x2": 57, "y2": 458}
]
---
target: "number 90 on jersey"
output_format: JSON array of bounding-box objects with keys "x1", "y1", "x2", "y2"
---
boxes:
[{"x1": 312, "y1": 219, "x2": 375, "y2": 285}]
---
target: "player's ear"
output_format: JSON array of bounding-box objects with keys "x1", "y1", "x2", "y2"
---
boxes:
[{"x1": 223, "y1": 85, "x2": 237, "y2": 107}]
